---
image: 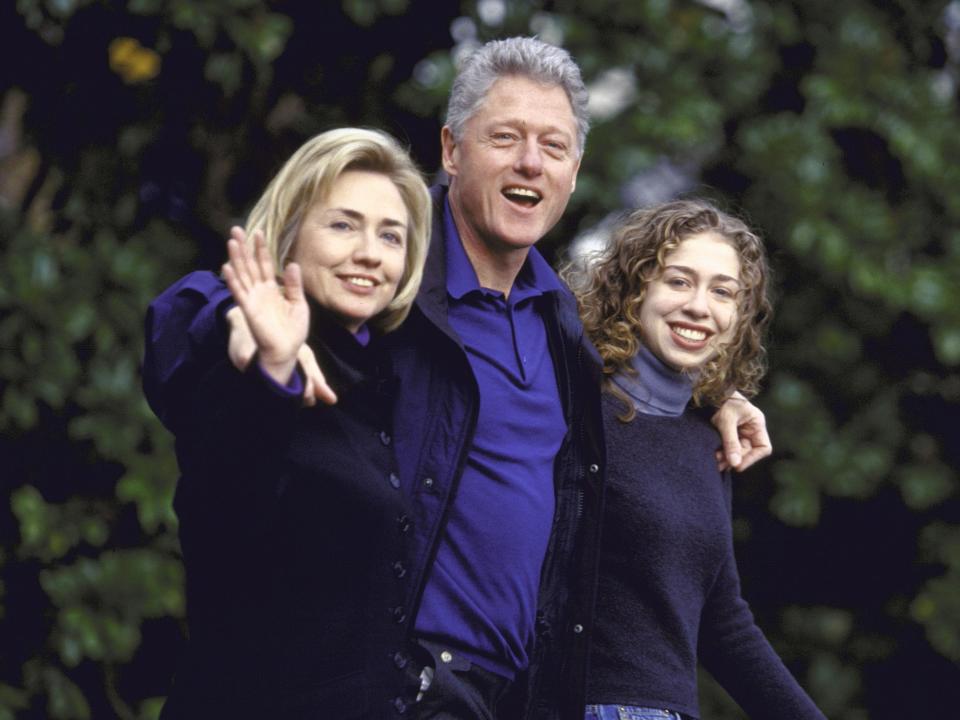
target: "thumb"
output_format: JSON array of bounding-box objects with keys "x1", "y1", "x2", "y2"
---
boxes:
[{"x1": 720, "y1": 424, "x2": 743, "y2": 469}]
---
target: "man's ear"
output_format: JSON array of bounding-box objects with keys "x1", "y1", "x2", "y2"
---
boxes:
[
  {"x1": 570, "y1": 155, "x2": 582, "y2": 193},
  {"x1": 441, "y1": 126, "x2": 459, "y2": 177}
]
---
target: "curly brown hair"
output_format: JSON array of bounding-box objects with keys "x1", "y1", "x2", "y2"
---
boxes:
[{"x1": 562, "y1": 199, "x2": 772, "y2": 419}]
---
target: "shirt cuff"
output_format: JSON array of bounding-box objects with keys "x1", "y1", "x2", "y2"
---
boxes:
[{"x1": 252, "y1": 354, "x2": 305, "y2": 399}]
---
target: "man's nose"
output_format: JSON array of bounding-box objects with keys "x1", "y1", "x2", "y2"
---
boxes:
[{"x1": 514, "y1": 137, "x2": 544, "y2": 176}]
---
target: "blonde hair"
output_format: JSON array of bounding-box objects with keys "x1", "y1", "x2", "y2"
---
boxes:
[
  {"x1": 564, "y1": 199, "x2": 772, "y2": 418},
  {"x1": 244, "y1": 127, "x2": 431, "y2": 332}
]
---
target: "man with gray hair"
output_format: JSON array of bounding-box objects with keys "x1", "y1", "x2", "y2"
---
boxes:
[{"x1": 386, "y1": 36, "x2": 771, "y2": 719}]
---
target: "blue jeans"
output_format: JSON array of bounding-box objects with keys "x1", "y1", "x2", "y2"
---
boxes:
[{"x1": 584, "y1": 705, "x2": 683, "y2": 720}]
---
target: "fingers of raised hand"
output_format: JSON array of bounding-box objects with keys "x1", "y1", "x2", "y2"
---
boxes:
[
  {"x1": 225, "y1": 306, "x2": 257, "y2": 371},
  {"x1": 252, "y1": 230, "x2": 276, "y2": 283},
  {"x1": 225, "y1": 228, "x2": 275, "y2": 291},
  {"x1": 282, "y1": 261, "x2": 305, "y2": 305}
]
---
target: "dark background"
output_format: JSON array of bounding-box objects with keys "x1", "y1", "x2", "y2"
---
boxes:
[{"x1": 2, "y1": 1, "x2": 959, "y2": 717}]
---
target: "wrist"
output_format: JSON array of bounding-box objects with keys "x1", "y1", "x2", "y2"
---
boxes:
[{"x1": 256, "y1": 352, "x2": 298, "y2": 386}]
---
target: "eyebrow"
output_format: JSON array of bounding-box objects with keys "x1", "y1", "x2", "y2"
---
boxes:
[
  {"x1": 329, "y1": 207, "x2": 407, "y2": 229},
  {"x1": 665, "y1": 264, "x2": 741, "y2": 285},
  {"x1": 490, "y1": 118, "x2": 573, "y2": 140}
]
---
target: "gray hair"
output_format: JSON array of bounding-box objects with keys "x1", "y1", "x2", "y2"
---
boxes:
[{"x1": 445, "y1": 36, "x2": 590, "y2": 156}]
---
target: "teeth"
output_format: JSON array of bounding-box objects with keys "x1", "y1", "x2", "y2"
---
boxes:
[
  {"x1": 673, "y1": 326, "x2": 707, "y2": 341},
  {"x1": 503, "y1": 187, "x2": 541, "y2": 201},
  {"x1": 346, "y1": 277, "x2": 374, "y2": 287}
]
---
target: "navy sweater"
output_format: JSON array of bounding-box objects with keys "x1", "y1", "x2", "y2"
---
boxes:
[{"x1": 588, "y1": 394, "x2": 825, "y2": 719}]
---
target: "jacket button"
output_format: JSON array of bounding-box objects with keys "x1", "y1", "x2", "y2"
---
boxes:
[
  {"x1": 397, "y1": 514, "x2": 411, "y2": 533},
  {"x1": 392, "y1": 560, "x2": 407, "y2": 578},
  {"x1": 422, "y1": 477, "x2": 434, "y2": 489},
  {"x1": 589, "y1": 463, "x2": 599, "y2": 473},
  {"x1": 393, "y1": 651, "x2": 408, "y2": 669},
  {"x1": 388, "y1": 472, "x2": 401, "y2": 489},
  {"x1": 573, "y1": 623, "x2": 584, "y2": 634},
  {"x1": 393, "y1": 696, "x2": 408, "y2": 713},
  {"x1": 391, "y1": 606, "x2": 406, "y2": 624},
  {"x1": 380, "y1": 430, "x2": 392, "y2": 446}
]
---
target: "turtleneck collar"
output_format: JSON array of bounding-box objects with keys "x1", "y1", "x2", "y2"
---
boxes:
[
  {"x1": 306, "y1": 301, "x2": 386, "y2": 395},
  {"x1": 611, "y1": 344, "x2": 694, "y2": 417}
]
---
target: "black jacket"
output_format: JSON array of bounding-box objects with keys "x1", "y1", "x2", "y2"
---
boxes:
[
  {"x1": 144, "y1": 294, "x2": 421, "y2": 719},
  {"x1": 385, "y1": 185, "x2": 606, "y2": 719}
]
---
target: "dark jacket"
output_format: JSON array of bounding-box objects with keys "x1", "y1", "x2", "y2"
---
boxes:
[
  {"x1": 144, "y1": 288, "x2": 420, "y2": 719},
  {"x1": 384, "y1": 185, "x2": 606, "y2": 719}
]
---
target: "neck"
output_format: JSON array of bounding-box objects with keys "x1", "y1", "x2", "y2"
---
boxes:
[
  {"x1": 612, "y1": 345, "x2": 694, "y2": 417},
  {"x1": 447, "y1": 193, "x2": 529, "y2": 298}
]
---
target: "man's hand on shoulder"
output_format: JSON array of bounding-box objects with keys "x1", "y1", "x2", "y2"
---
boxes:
[{"x1": 711, "y1": 392, "x2": 772, "y2": 472}]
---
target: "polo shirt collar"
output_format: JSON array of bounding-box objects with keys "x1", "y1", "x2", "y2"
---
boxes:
[{"x1": 444, "y1": 196, "x2": 563, "y2": 302}]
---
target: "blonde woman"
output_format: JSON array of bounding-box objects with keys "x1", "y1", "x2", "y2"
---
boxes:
[{"x1": 143, "y1": 128, "x2": 431, "y2": 718}]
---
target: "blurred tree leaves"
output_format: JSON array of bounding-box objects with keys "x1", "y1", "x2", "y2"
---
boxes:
[{"x1": 3, "y1": 0, "x2": 959, "y2": 717}]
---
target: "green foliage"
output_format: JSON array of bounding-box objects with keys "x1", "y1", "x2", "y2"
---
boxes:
[
  {"x1": 0, "y1": 200, "x2": 190, "y2": 716},
  {"x1": 41, "y1": 550, "x2": 184, "y2": 667}
]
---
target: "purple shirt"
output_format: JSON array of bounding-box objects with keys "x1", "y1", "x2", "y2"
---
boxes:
[{"x1": 412, "y1": 200, "x2": 567, "y2": 678}]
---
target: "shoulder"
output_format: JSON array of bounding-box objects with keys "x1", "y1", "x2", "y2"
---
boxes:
[
  {"x1": 146, "y1": 271, "x2": 234, "y2": 347},
  {"x1": 681, "y1": 405, "x2": 722, "y2": 446},
  {"x1": 147, "y1": 271, "x2": 230, "y2": 321}
]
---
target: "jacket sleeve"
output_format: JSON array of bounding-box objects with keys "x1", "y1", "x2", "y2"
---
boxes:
[
  {"x1": 142, "y1": 271, "x2": 302, "y2": 458},
  {"x1": 698, "y1": 477, "x2": 827, "y2": 720}
]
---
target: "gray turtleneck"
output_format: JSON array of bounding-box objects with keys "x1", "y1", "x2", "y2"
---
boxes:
[{"x1": 610, "y1": 344, "x2": 693, "y2": 417}]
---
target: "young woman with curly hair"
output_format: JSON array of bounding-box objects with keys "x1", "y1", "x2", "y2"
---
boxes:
[{"x1": 566, "y1": 199, "x2": 825, "y2": 720}]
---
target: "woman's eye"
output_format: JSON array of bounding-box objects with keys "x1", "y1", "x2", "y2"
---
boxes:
[
  {"x1": 331, "y1": 221, "x2": 351, "y2": 231},
  {"x1": 382, "y1": 232, "x2": 404, "y2": 246},
  {"x1": 666, "y1": 277, "x2": 689, "y2": 288}
]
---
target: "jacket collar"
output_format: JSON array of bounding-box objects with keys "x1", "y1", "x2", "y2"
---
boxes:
[{"x1": 412, "y1": 185, "x2": 454, "y2": 335}]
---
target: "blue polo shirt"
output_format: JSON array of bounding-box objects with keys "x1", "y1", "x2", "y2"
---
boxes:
[{"x1": 413, "y1": 200, "x2": 567, "y2": 679}]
